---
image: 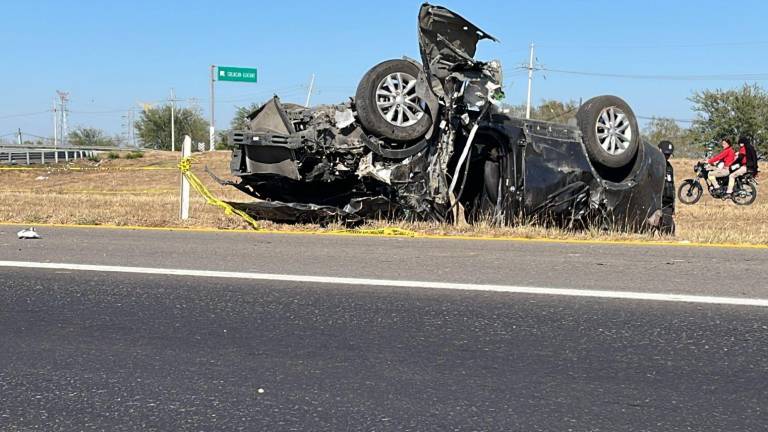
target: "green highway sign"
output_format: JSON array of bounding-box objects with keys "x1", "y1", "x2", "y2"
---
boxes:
[{"x1": 217, "y1": 66, "x2": 257, "y2": 83}]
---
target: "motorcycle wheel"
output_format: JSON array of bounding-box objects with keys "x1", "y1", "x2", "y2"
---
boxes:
[
  {"x1": 731, "y1": 182, "x2": 757, "y2": 205},
  {"x1": 677, "y1": 179, "x2": 703, "y2": 205}
]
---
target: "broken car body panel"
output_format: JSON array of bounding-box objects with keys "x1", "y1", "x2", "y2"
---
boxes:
[{"x1": 222, "y1": 3, "x2": 666, "y2": 231}]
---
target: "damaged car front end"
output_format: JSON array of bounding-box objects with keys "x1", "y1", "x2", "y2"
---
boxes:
[{"x1": 220, "y1": 3, "x2": 667, "y2": 231}]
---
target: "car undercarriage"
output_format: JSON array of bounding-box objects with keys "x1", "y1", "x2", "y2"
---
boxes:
[{"x1": 214, "y1": 3, "x2": 668, "y2": 232}]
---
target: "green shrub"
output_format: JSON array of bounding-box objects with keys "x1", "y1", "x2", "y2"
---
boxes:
[
  {"x1": 107, "y1": 151, "x2": 120, "y2": 160},
  {"x1": 125, "y1": 151, "x2": 144, "y2": 160}
]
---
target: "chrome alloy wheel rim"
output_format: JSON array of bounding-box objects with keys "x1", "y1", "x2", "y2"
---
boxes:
[
  {"x1": 375, "y1": 72, "x2": 424, "y2": 127},
  {"x1": 595, "y1": 106, "x2": 633, "y2": 155}
]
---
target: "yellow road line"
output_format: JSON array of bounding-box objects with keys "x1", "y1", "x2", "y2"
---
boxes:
[{"x1": 0, "y1": 221, "x2": 765, "y2": 249}]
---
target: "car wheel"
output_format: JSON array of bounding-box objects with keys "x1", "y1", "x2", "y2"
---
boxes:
[
  {"x1": 677, "y1": 179, "x2": 703, "y2": 205},
  {"x1": 355, "y1": 59, "x2": 432, "y2": 142},
  {"x1": 576, "y1": 95, "x2": 639, "y2": 168}
]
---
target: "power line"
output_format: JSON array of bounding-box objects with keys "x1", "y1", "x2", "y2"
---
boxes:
[
  {"x1": 0, "y1": 87, "x2": 308, "y2": 125},
  {"x1": 69, "y1": 108, "x2": 128, "y2": 114},
  {"x1": 537, "y1": 67, "x2": 768, "y2": 81},
  {"x1": 535, "y1": 40, "x2": 768, "y2": 49},
  {"x1": 214, "y1": 85, "x2": 306, "y2": 104},
  {"x1": 21, "y1": 132, "x2": 52, "y2": 140},
  {"x1": 637, "y1": 115, "x2": 695, "y2": 124},
  {"x1": 0, "y1": 110, "x2": 51, "y2": 120}
]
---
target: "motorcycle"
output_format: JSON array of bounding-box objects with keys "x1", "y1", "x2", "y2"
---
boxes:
[{"x1": 677, "y1": 161, "x2": 758, "y2": 205}]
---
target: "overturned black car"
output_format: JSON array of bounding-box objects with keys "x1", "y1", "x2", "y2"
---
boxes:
[{"x1": 219, "y1": 3, "x2": 668, "y2": 231}]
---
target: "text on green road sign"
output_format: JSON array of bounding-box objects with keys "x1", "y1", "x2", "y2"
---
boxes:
[{"x1": 217, "y1": 66, "x2": 258, "y2": 83}]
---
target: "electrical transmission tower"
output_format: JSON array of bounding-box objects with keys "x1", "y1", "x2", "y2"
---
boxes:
[
  {"x1": 56, "y1": 91, "x2": 70, "y2": 146},
  {"x1": 121, "y1": 110, "x2": 136, "y2": 148}
]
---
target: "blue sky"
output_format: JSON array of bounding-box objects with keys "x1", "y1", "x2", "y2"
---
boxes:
[{"x1": 2, "y1": 0, "x2": 768, "y2": 141}]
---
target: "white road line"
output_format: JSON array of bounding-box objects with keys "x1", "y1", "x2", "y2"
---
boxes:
[{"x1": 1, "y1": 260, "x2": 767, "y2": 308}]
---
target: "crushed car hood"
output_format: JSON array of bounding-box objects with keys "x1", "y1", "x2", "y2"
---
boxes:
[
  {"x1": 416, "y1": 3, "x2": 503, "y2": 121},
  {"x1": 418, "y1": 3, "x2": 497, "y2": 82}
]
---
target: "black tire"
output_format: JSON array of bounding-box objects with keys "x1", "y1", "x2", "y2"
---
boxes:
[
  {"x1": 677, "y1": 179, "x2": 703, "y2": 205},
  {"x1": 732, "y1": 182, "x2": 757, "y2": 205},
  {"x1": 355, "y1": 59, "x2": 431, "y2": 142},
  {"x1": 576, "y1": 95, "x2": 640, "y2": 168}
]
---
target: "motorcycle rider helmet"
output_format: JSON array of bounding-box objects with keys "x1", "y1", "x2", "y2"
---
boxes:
[{"x1": 658, "y1": 140, "x2": 674, "y2": 156}]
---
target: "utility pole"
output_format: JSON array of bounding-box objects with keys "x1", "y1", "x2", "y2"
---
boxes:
[
  {"x1": 56, "y1": 91, "x2": 70, "y2": 146},
  {"x1": 209, "y1": 65, "x2": 216, "y2": 151},
  {"x1": 17, "y1": 128, "x2": 22, "y2": 146},
  {"x1": 170, "y1": 88, "x2": 176, "y2": 152},
  {"x1": 525, "y1": 42, "x2": 535, "y2": 120},
  {"x1": 130, "y1": 109, "x2": 136, "y2": 147},
  {"x1": 52, "y1": 98, "x2": 58, "y2": 148},
  {"x1": 305, "y1": 73, "x2": 315, "y2": 108},
  {"x1": 121, "y1": 110, "x2": 136, "y2": 148}
]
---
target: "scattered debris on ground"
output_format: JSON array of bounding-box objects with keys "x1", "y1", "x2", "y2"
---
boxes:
[{"x1": 17, "y1": 227, "x2": 41, "y2": 239}]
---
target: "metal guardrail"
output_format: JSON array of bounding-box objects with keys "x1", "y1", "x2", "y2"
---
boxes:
[
  {"x1": 0, "y1": 148, "x2": 97, "y2": 165},
  {"x1": 0, "y1": 144, "x2": 143, "y2": 152},
  {"x1": 0, "y1": 146, "x2": 145, "y2": 165}
]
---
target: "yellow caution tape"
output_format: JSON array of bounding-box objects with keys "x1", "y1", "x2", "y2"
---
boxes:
[
  {"x1": 178, "y1": 157, "x2": 263, "y2": 230},
  {"x1": 177, "y1": 156, "x2": 418, "y2": 236}
]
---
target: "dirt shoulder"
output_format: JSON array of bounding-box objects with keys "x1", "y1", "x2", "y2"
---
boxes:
[{"x1": 0, "y1": 150, "x2": 765, "y2": 245}]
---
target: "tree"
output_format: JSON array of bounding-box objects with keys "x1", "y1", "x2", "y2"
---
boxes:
[
  {"x1": 68, "y1": 127, "x2": 115, "y2": 147},
  {"x1": 642, "y1": 117, "x2": 699, "y2": 158},
  {"x1": 688, "y1": 83, "x2": 768, "y2": 153},
  {"x1": 532, "y1": 100, "x2": 580, "y2": 123},
  {"x1": 216, "y1": 131, "x2": 231, "y2": 150},
  {"x1": 212, "y1": 102, "x2": 261, "y2": 150},
  {"x1": 231, "y1": 103, "x2": 260, "y2": 131},
  {"x1": 502, "y1": 99, "x2": 580, "y2": 123},
  {"x1": 134, "y1": 104, "x2": 209, "y2": 150}
]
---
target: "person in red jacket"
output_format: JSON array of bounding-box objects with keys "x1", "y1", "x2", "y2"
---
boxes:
[{"x1": 706, "y1": 137, "x2": 736, "y2": 190}]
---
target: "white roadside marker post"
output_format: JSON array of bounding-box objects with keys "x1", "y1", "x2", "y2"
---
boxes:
[
  {"x1": 209, "y1": 64, "x2": 216, "y2": 152},
  {"x1": 180, "y1": 135, "x2": 192, "y2": 220}
]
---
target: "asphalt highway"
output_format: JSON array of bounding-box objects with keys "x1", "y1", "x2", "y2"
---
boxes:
[
  {"x1": 1, "y1": 225, "x2": 767, "y2": 296},
  {"x1": 1, "y1": 226, "x2": 767, "y2": 431}
]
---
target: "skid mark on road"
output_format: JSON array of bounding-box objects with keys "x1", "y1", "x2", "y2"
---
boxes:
[{"x1": 1, "y1": 260, "x2": 768, "y2": 308}]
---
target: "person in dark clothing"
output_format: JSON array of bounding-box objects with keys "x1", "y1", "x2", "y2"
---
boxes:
[
  {"x1": 658, "y1": 140, "x2": 675, "y2": 234},
  {"x1": 726, "y1": 137, "x2": 749, "y2": 197},
  {"x1": 742, "y1": 136, "x2": 759, "y2": 176},
  {"x1": 726, "y1": 136, "x2": 760, "y2": 198}
]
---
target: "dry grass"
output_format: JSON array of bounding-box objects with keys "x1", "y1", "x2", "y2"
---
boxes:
[
  {"x1": 0, "y1": 151, "x2": 251, "y2": 230},
  {"x1": 670, "y1": 158, "x2": 768, "y2": 245},
  {"x1": 0, "y1": 150, "x2": 766, "y2": 245}
]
